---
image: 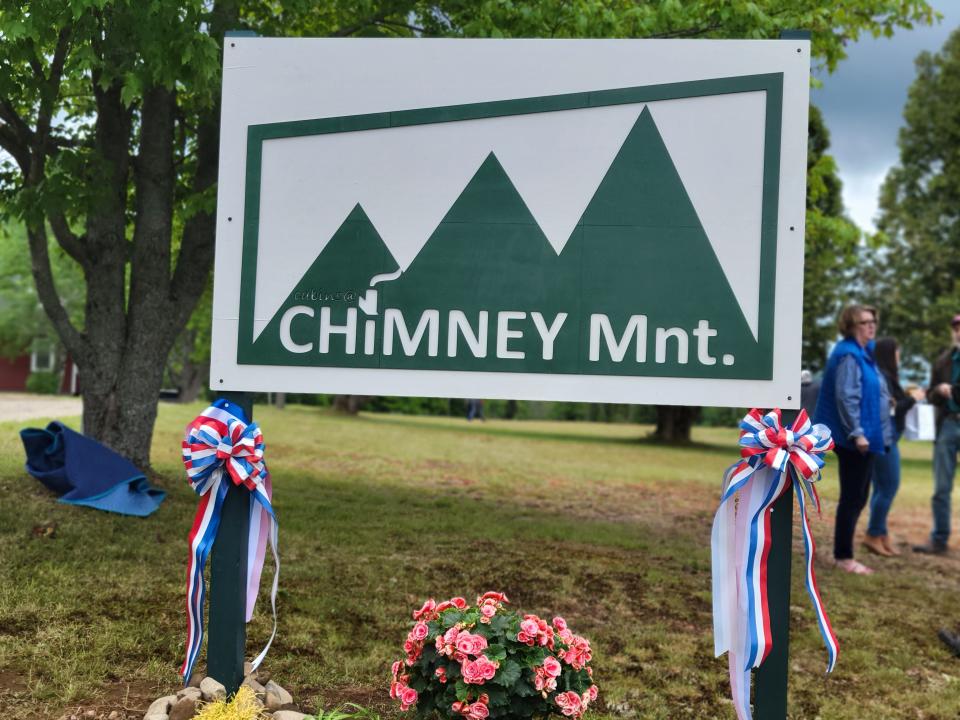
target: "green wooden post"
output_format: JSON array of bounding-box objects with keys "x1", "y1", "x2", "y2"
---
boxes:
[
  {"x1": 206, "y1": 391, "x2": 252, "y2": 694},
  {"x1": 752, "y1": 482, "x2": 793, "y2": 719}
]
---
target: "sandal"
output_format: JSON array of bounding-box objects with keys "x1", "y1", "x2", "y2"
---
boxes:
[
  {"x1": 862, "y1": 534, "x2": 893, "y2": 557},
  {"x1": 835, "y1": 558, "x2": 874, "y2": 575}
]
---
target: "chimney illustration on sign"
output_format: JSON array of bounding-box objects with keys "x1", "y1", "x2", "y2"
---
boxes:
[{"x1": 358, "y1": 269, "x2": 402, "y2": 315}]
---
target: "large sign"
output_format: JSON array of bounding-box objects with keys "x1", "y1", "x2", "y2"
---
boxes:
[{"x1": 211, "y1": 38, "x2": 810, "y2": 407}]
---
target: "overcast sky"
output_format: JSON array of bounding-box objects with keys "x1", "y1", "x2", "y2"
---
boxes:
[{"x1": 812, "y1": 3, "x2": 958, "y2": 232}]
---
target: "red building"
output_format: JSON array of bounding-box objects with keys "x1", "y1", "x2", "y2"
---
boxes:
[{"x1": 0, "y1": 345, "x2": 78, "y2": 394}]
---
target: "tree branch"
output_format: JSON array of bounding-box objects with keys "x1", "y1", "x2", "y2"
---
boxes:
[
  {"x1": 373, "y1": 19, "x2": 427, "y2": 35},
  {"x1": 331, "y1": 12, "x2": 389, "y2": 37},
  {"x1": 49, "y1": 212, "x2": 89, "y2": 268},
  {"x1": 0, "y1": 122, "x2": 31, "y2": 174},
  {"x1": 26, "y1": 223, "x2": 88, "y2": 362},
  {"x1": 33, "y1": 27, "x2": 71, "y2": 163},
  {"x1": 0, "y1": 99, "x2": 34, "y2": 146}
]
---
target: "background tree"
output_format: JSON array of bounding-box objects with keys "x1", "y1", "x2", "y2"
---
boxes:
[
  {"x1": 0, "y1": 0, "x2": 936, "y2": 463},
  {"x1": 868, "y1": 26, "x2": 960, "y2": 370},
  {"x1": 0, "y1": 223, "x2": 83, "y2": 363},
  {"x1": 802, "y1": 104, "x2": 861, "y2": 373}
]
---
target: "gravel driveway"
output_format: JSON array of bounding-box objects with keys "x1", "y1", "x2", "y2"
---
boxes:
[{"x1": 0, "y1": 393, "x2": 82, "y2": 423}]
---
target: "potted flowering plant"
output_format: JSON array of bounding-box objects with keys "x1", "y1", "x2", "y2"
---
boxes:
[{"x1": 390, "y1": 592, "x2": 598, "y2": 719}]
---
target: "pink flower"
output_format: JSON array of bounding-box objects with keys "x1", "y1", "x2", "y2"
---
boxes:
[
  {"x1": 461, "y1": 659, "x2": 485, "y2": 684},
  {"x1": 558, "y1": 628, "x2": 574, "y2": 644},
  {"x1": 435, "y1": 666, "x2": 447, "y2": 683},
  {"x1": 456, "y1": 632, "x2": 488, "y2": 656},
  {"x1": 477, "y1": 591, "x2": 508, "y2": 604},
  {"x1": 467, "y1": 702, "x2": 489, "y2": 720},
  {"x1": 462, "y1": 655, "x2": 498, "y2": 684},
  {"x1": 411, "y1": 622, "x2": 429, "y2": 641},
  {"x1": 400, "y1": 686, "x2": 418, "y2": 710},
  {"x1": 560, "y1": 636, "x2": 592, "y2": 671},
  {"x1": 588, "y1": 685, "x2": 598, "y2": 701},
  {"x1": 542, "y1": 656, "x2": 562, "y2": 677},
  {"x1": 520, "y1": 618, "x2": 540, "y2": 636},
  {"x1": 552, "y1": 616, "x2": 567, "y2": 631},
  {"x1": 413, "y1": 598, "x2": 436, "y2": 621},
  {"x1": 389, "y1": 680, "x2": 402, "y2": 700},
  {"x1": 391, "y1": 660, "x2": 402, "y2": 678},
  {"x1": 451, "y1": 597, "x2": 468, "y2": 609},
  {"x1": 479, "y1": 603, "x2": 497, "y2": 620},
  {"x1": 555, "y1": 691, "x2": 583, "y2": 717}
]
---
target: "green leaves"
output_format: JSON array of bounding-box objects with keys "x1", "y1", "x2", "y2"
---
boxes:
[
  {"x1": 493, "y1": 659, "x2": 521, "y2": 687},
  {"x1": 484, "y1": 644, "x2": 507, "y2": 662},
  {"x1": 440, "y1": 610, "x2": 463, "y2": 628},
  {"x1": 867, "y1": 26, "x2": 960, "y2": 370}
]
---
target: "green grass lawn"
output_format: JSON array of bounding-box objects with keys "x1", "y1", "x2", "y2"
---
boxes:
[{"x1": 2, "y1": 403, "x2": 960, "y2": 719}]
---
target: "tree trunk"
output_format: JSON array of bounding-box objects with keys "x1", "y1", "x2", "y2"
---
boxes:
[
  {"x1": 275, "y1": 392, "x2": 286, "y2": 410},
  {"x1": 333, "y1": 394, "x2": 368, "y2": 414},
  {"x1": 82, "y1": 348, "x2": 168, "y2": 468},
  {"x1": 653, "y1": 405, "x2": 701, "y2": 443}
]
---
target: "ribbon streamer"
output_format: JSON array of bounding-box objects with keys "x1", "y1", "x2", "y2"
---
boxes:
[
  {"x1": 711, "y1": 408, "x2": 838, "y2": 719},
  {"x1": 180, "y1": 398, "x2": 280, "y2": 681}
]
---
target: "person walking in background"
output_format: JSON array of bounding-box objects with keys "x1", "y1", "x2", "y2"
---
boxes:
[
  {"x1": 800, "y1": 369, "x2": 821, "y2": 419},
  {"x1": 466, "y1": 398, "x2": 485, "y2": 422},
  {"x1": 914, "y1": 315, "x2": 960, "y2": 554},
  {"x1": 863, "y1": 338, "x2": 924, "y2": 557},
  {"x1": 814, "y1": 304, "x2": 892, "y2": 575}
]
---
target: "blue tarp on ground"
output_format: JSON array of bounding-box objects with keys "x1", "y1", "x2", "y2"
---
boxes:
[{"x1": 20, "y1": 421, "x2": 165, "y2": 517}]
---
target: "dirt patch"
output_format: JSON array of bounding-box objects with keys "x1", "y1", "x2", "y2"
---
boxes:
[
  {"x1": 51, "y1": 679, "x2": 161, "y2": 720},
  {"x1": 0, "y1": 392, "x2": 81, "y2": 422}
]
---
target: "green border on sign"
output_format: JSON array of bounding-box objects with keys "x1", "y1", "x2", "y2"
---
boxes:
[{"x1": 238, "y1": 72, "x2": 783, "y2": 377}]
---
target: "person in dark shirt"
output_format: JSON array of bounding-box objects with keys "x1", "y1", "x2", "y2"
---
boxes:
[
  {"x1": 914, "y1": 315, "x2": 960, "y2": 554},
  {"x1": 863, "y1": 338, "x2": 924, "y2": 556},
  {"x1": 799, "y1": 369, "x2": 820, "y2": 419}
]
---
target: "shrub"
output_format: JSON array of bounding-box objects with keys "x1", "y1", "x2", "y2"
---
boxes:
[
  {"x1": 390, "y1": 592, "x2": 598, "y2": 719},
  {"x1": 26, "y1": 371, "x2": 59, "y2": 395}
]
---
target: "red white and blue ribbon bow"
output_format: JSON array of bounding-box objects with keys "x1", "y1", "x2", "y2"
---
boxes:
[
  {"x1": 181, "y1": 399, "x2": 279, "y2": 681},
  {"x1": 711, "y1": 408, "x2": 838, "y2": 720}
]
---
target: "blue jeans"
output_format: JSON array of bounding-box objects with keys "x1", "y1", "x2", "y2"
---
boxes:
[
  {"x1": 932, "y1": 417, "x2": 960, "y2": 545},
  {"x1": 868, "y1": 437, "x2": 900, "y2": 536}
]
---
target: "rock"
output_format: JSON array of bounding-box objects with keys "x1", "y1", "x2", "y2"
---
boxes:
[
  {"x1": 168, "y1": 696, "x2": 198, "y2": 720},
  {"x1": 108, "y1": 712, "x2": 120, "y2": 720},
  {"x1": 84, "y1": 711, "x2": 96, "y2": 718},
  {"x1": 243, "y1": 662, "x2": 253, "y2": 677},
  {"x1": 144, "y1": 694, "x2": 176, "y2": 720},
  {"x1": 176, "y1": 687, "x2": 202, "y2": 703},
  {"x1": 263, "y1": 680, "x2": 292, "y2": 706},
  {"x1": 264, "y1": 692, "x2": 283, "y2": 712},
  {"x1": 199, "y1": 677, "x2": 226, "y2": 702},
  {"x1": 272, "y1": 712, "x2": 308, "y2": 720},
  {"x1": 241, "y1": 675, "x2": 265, "y2": 696}
]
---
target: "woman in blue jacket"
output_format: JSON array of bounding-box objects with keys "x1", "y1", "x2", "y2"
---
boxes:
[{"x1": 814, "y1": 304, "x2": 893, "y2": 575}]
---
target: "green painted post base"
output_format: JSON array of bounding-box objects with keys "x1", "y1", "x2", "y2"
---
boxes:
[
  {"x1": 753, "y1": 482, "x2": 793, "y2": 719},
  {"x1": 206, "y1": 392, "x2": 253, "y2": 695}
]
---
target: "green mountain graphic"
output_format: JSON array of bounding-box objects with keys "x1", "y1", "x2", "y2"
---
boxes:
[
  {"x1": 248, "y1": 108, "x2": 764, "y2": 379},
  {"x1": 252, "y1": 203, "x2": 398, "y2": 367}
]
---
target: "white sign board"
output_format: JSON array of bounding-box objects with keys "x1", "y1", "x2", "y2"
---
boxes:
[{"x1": 211, "y1": 38, "x2": 810, "y2": 407}]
